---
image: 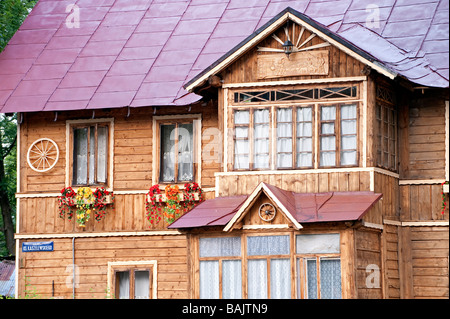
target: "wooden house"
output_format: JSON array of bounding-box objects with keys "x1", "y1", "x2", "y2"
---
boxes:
[{"x1": 0, "y1": 1, "x2": 448, "y2": 299}]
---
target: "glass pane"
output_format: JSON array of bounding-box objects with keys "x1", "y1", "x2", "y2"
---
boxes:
[
  {"x1": 277, "y1": 123, "x2": 292, "y2": 138},
  {"x1": 254, "y1": 109, "x2": 269, "y2": 124},
  {"x1": 341, "y1": 136, "x2": 357, "y2": 150},
  {"x1": 306, "y1": 259, "x2": 317, "y2": 299},
  {"x1": 73, "y1": 127, "x2": 88, "y2": 185},
  {"x1": 248, "y1": 259, "x2": 267, "y2": 299},
  {"x1": 341, "y1": 120, "x2": 357, "y2": 134},
  {"x1": 97, "y1": 126, "x2": 108, "y2": 183},
  {"x1": 234, "y1": 110, "x2": 249, "y2": 124},
  {"x1": 116, "y1": 271, "x2": 130, "y2": 299},
  {"x1": 341, "y1": 150, "x2": 357, "y2": 166},
  {"x1": 320, "y1": 136, "x2": 335, "y2": 151},
  {"x1": 277, "y1": 138, "x2": 292, "y2": 153},
  {"x1": 222, "y1": 260, "x2": 242, "y2": 299},
  {"x1": 199, "y1": 237, "x2": 241, "y2": 257},
  {"x1": 235, "y1": 127, "x2": 248, "y2": 138},
  {"x1": 277, "y1": 152, "x2": 292, "y2": 168},
  {"x1": 320, "y1": 151, "x2": 335, "y2": 166},
  {"x1": 277, "y1": 108, "x2": 292, "y2": 122},
  {"x1": 297, "y1": 107, "x2": 312, "y2": 121},
  {"x1": 254, "y1": 154, "x2": 269, "y2": 169},
  {"x1": 296, "y1": 153, "x2": 312, "y2": 167},
  {"x1": 134, "y1": 271, "x2": 150, "y2": 299},
  {"x1": 341, "y1": 104, "x2": 357, "y2": 119},
  {"x1": 297, "y1": 137, "x2": 312, "y2": 152},
  {"x1": 321, "y1": 106, "x2": 336, "y2": 121},
  {"x1": 296, "y1": 234, "x2": 340, "y2": 254},
  {"x1": 247, "y1": 235, "x2": 290, "y2": 256},
  {"x1": 321, "y1": 123, "x2": 335, "y2": 135},
  {"x1": 234, "y1": 155, "x2": 249, "y2": 169},
  {"x1": 160, "y1": 124, "x2": 175, "y2": 182},
  {"x1": 296, "y1": 122, "x2": 312, "y2": 137},
  {"x1": 200, "y1": 261, "x2": 219, "y2": 299},
  {"x1": 89, "y1": 127, "x2": 95, "y2": 184},
  {"x1": 270, "y1": 259, "x2": 291, "y2": 299},
  {"x1": 178, "y1": 123, "x2": 193, "y2": 181},
  {"x1": 320, "y1": 259, "x2": 341, "y2": 299}
]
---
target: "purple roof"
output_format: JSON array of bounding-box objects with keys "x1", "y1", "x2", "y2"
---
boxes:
[
  {"x1": 169, "y1": 183, "x2": 382, "y2": 229},
  {"x1": 0, "y1": 0, "x2": 448, "y2": 113}
]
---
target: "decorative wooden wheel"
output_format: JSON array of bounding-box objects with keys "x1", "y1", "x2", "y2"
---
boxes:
[
  {"x1": 27, "y1": 138, "x2": 59, "y2": 173},
  {"x1": 259, "y1": 203, "x2": 276, "y2": 222}
]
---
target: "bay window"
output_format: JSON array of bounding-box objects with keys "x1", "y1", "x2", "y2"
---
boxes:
[
  {"x1": 198, "y1": 233, "x2": 342, "y2": 299},
  {"x1": 231, "y1": 84, "x2": 360, "y2": 170}
]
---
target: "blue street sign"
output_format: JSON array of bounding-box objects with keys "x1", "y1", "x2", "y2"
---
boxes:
[{"x1": 22, "y1": 241, "x2": 54, "y2": 252}]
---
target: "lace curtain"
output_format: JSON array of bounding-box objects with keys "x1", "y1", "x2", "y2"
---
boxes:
[
  {"x1": 234, "y1": 110, "x2": 250, "y2": 169},
  {"x1": 134, "y1": 271, "x2": 150, "y2": 299},
  {"x1": 253, "y1": 109, "x2": 270, "y2": 169}
]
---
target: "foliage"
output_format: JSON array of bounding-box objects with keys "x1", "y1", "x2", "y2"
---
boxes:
[
  {"x1": 0, "y1": 0, "x2": 37, "y2": 51},
  {"x1": 441, "y1": 181, "x2": 449, "y2": 216},
  {"x1": 58, "y1": 187, "x2": 114, "y2": 227},
  {"x1": 146, "y1": 183, "x2": 204, "y2": 227}
]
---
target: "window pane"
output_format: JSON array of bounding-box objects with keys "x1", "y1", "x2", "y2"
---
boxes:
[
  {"x1": 222, "y1": 260, "x2": 242, "y2": 299},
  {"x1": 178, "y1": 123, "x2": 193, "y2": 181},
  {"x1": 320, "y1": 136, "x2": 335, "y2": 151},
  {"x1": 297, "y1": 153, "x2": 312, "y2": 167},
  {"x1": 235, "y1": 127, "x2": 248, "y2": 138},
  {"x1": 306, "y1": 259, "x2": 317, "y2": 299},
  {"x1": 89, "y1": 127, "x2": 95, "y2": 184},
  {"x1": 160, "y1": 124, "x2": 175, "y2": 182},
  {"x1": 321, "y1": 106, "x2": 336, "y2": 121},
  {"x1": 247, "y1": 235, "x2": 290, "y2": 256},
  {"x1": 73, "y1": 127, "x2": 88, "y2": 185},
  {"x1": 248, "y1": 259, "x2": 267, "y2": 299},
  {"x1": 341, "y1": 150, "x2": 357, "y2": 165},
  {"x1": 200, "y1": 261, "x2": 219, "y2": 299},
  {"x1": 341, "y1": 120, "x2": 356, "y2": 135},
  {"x1": 297, "y1": 107, "x2": 312, "y2": 121},
  {"x1": 277, "y1": 152, "x2": 292, "y2": 168},
  {"x1": 341, "y1": 136, "x2": 356, "y2": 150},
  {"x1": 297, "y1": 122, "x2": 312, "y2": 137},
  {"x1": 341, "y1": 104, "x2": 357, "y2": 119},
  {"x1": 234, "y1": 110, "x2": 249, "y2": 124},
  {"x1": 270, "y1": 259, "x2": 291, "y2": 299},
  {"x1": 134, "y1": 271, "x2": 150, "y2": 299},
  {"x1": 97, "y1": 126, "x2": 108, "y2": 184},
  {"x1": 321, "y1": 123, "x2": 334, "y2": 135},
  {"x1": 199, "y1": 237, "x2": 241, "y2": 257},
  {"x1": 297, "y1": 137, "x2": 312, "y2": 152},
  {"x1": 116, "y1": 271, "x2": 130, "y2": 299},
  {"x1": 296, "y1": 234, "x2": 340, "y2": 254},
  {"x1": 320, "y1": 151, "x2": 335, "y2": 166},
  {"x1": 320, "y1": 259, "x2": 341, "y2": 299}
]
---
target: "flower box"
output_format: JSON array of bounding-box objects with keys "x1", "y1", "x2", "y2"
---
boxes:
[{"x1": 147, "y1": 192, "x2": 201, "y2": 203}]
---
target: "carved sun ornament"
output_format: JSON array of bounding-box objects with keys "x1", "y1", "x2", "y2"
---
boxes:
[
  {"x1": 259, "y1": 203, "x2": 277, "y2": 222},
  {"x1": 257, "y1": 22, "x2": 330, "y2": 54},
  {"x1": 27, "y1": 138, "x2": 59, "y2": 173}
]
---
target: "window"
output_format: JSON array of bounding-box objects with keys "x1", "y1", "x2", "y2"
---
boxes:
[
  {"x1": 68, "y1": 120, "x2": 112, "y2": 187},
  {"x1": 159, "y1": 122, "x2": 194, "y2": 183},
  {"x1": 230, "y1": 84, "x2": 359, "y2": 171},
  {"x1": 375, "y1": 86, "x2": 397, "y2": 171},
  {"x1": 108, "y1": 261, "x2": 157, "y2": 299},
  {"x1": 233, "y1": 108, "x2": 271, "y2": 170},
  {"x1": 296, "y1": 234, "x2": 341, "y2": 299},
  {"x1": 319, "y1": 104, "x2": 357, "y2": 167},
  {"x1": 199, "y1": 237, "x2": 242, "y2": 299},
  {"x1": 198, "y1": 233, "x2": 342, "y2": 299}
]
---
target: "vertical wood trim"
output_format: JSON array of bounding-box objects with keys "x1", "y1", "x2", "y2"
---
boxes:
[
  {"x1": 398, "y1": 227, "x2": 414, "y2": 298},
  {"x1": 271, "y1": 105, "x2": 276, "y2": 170},
  {"x1": 314, "y1": 103, "x2": 319, "y2": 169},
  {"x1": 65, "y1": 122, "x2": 70, "y2": 187},
  {"x1": 340, "y1": 229, "x2": 356, "y2": 298},
  {"x1": 362, "y1": 81, "x2": 368, "y2": 167},
  {"x1": 224, "y1": 88, "x2": 229, "y2": 173},
  {"x1": 152, "y1": 116, "x2": 157, "y2": 185},
  {"x1": 445, "y1": 100, "x2": 449, "y2": 181}
]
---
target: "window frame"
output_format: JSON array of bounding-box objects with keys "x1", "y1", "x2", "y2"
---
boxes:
[
  {"x1": 152, "y1": 114, "x2": 201, "y2": 186},
  {"x1": 196, "y1": 232, "x2": 343, "y2": 299},
  {"x1": 66, "y1": 118, "x2": 114, "y2": 190},
  {"x1": 108, "y1": 260, "x2": 157, "y2": 299},
  {"x1": 375, "y1": 90, "x2": 397, "y2": 172}
]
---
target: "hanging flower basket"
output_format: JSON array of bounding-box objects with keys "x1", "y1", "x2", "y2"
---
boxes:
[
  {"x1": 58, "y1": 186, "x2": 114, "y2": 227},
  {"x1": 145, "y1": 183, "x2": 204, "y2": 226}
]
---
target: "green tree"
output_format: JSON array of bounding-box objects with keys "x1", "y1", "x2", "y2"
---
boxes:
[{"x1": 0, "y1": 0, "x2": 37, "y2": 256}]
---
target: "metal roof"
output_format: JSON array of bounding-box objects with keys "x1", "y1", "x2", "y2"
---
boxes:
[
  {"x1": 0, "y1": 0, "x2": 448, "y2": 113},
  {"x1": 169, "y1": 182, "x2": 382, "y2": 229}
]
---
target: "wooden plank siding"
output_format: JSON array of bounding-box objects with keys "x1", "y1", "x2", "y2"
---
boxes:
[
  {"x1": 18, "y1": 103, "x2": 220, "y2": 234},
  {"x1": 383, "y1": 224, "x2": 400, "y2": 299},
  {"x1": 17, "y1": 235, "x2": 189, "y2": 299}
]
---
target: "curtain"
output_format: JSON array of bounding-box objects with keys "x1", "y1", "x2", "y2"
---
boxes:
[
  {"x1": 253, "y1": 109, "x2": 270, "y2": 169},
  {"x1": 178, "y1": 123, "x2": 193, "y2": 181},
  {"x1": 320, "y1": 105, "x2": 336, "y2": 166},
  {"x1": 306, "y1": 259, "x2": 317, "y2": 299},
  {"x1": 247, "y1": 235, "x2": 290, "y2": 256},
  {"x1": 89, "y1": 126, "x2": 95, "y2": 184},
  {"x1": 199, "y1": 237, "x2": 241, "y2": 257},
  {"x1": 270, "y1": 259, "x2": 291, "y2": 299},
  {"x1": 340, "y1": 104, "x2": 357, "y2": 165},
  {"x1": 248, "y1": 259, "x2": 267, "y2": 299},
  {"x1": 160, "y1": 124, "x2": 175, "y2": 182},
  {"x1": 73, "y1": 127, "x2": 88, "y2": 185},
  {"x1": 234, "y1": 110, "x2": 249, "y2": 169},
  {"x1": 277, "y1": 108, "x2": 292, "y2": 168},
  {"x1": 97, "y1": 126, "x2": 108, "y2": 183},
  {"x1": 117, "y1": 271, "x2": 130, "y2": 299},
  {"x1": 296, "y1": 107, "x2": 313, "y2": 167},
  {"x1": 222, "y1": 260, "x2": 242, "y2": 299},
  {"x1": 134, "y1": 271, "x2": 150, "y2": 299},
  {"x1": 200, "y1": 261, "x2": 219, "y2": 299},
  {"x1": 320, "y1": 259, "x2": 342, "y2": 299}
]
